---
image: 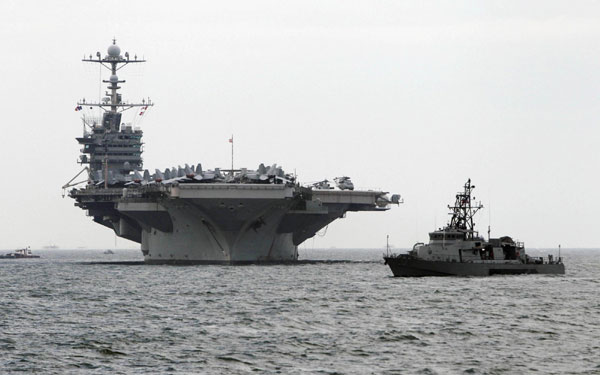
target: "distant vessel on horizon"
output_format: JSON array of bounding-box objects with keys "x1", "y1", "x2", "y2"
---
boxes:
[{"x1": 0, "y1": 247, "x2": 40, "y2": 259}]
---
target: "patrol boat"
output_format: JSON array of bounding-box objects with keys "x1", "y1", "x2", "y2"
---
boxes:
[
  {"x1": 384, "y1": 179, "x2": 564, "y2": 276},
  {"x1": 64, "y1": 40, "x2": 401, "y2": 264}
]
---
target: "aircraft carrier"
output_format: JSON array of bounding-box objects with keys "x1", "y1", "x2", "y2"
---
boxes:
[{"x1": 65, "y1": 40, "x2": 401, "y2": 264}]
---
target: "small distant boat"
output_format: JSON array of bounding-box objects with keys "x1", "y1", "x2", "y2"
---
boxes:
[
  {"x1": 103, "y1": 249, "x2": 114, "y2": 254},
  {"x1": 0, "y1": 247, "x2": 40, "y2": 259}
]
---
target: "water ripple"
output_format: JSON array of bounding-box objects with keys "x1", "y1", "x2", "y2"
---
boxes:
[{"x1": 0, "y1": 249, "x2": 599, "y2": 374}]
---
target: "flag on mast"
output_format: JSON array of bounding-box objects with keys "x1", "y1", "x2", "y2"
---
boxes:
[{"x1": 229, "y1": 136, "x2": 233, "y2": 143}]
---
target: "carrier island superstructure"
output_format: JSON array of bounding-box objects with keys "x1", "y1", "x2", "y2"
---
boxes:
[{"x1": 66, "y1": 40, "x2": 401, "y2": 264}]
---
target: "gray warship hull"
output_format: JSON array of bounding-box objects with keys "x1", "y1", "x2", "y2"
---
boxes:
[
  {"x1": 73, "y1": 183, "x2": 390, "y2": 264},
  {"x1": 384, "y1": 255, "x2": 565, "y2": 277}
]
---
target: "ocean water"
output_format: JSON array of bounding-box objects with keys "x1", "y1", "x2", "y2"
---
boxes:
[{"x1": 1, "y1": 248, "x2": 599, "y2": 374}]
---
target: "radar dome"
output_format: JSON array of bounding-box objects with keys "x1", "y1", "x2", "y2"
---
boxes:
[
  {"x1": 108, "y1": 44, "x2": 121, "y2": 57},
  {"x1": 109, "y1": 74, "x2": 119, "y2": 83}
]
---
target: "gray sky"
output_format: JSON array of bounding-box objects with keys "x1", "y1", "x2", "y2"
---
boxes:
[{"x1": 1, "y1": 1, "x2": 599, "y2": 250}]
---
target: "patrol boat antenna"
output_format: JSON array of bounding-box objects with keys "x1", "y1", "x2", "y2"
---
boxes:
[{"x1": 446, "y1": 178, "x2": 483, "y2": 239}]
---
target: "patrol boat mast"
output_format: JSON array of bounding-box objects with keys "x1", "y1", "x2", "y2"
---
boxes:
[{"x1": 446, "y1": 179, "x2": 483, "y2": 239}]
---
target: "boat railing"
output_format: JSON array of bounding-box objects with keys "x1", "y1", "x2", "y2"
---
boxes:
[
  {"x1": 525, "y1": 255, "x2": 563, "y2": 265},
  {"x1": 468, "y1": 259, "x2": 522, "y2": 264}
]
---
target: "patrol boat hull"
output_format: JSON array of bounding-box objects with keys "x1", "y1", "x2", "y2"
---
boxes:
[{"x1": 384, "y1": 255, "x2": 565, "y2": 277}]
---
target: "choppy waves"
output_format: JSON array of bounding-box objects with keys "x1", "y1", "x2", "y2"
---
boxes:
[{"x1": 1, "y1": 249, "x2": 599, "y2": 374}]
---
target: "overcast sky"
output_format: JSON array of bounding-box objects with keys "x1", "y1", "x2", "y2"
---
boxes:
[{"x1": 1, "y1": 1, "x2": 599, "y2": 251}]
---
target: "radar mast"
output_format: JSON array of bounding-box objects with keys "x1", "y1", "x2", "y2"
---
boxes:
[
  {"x1": 79, "y1": 38, "x2": 153, "y2": 122},
  {"x1": 75, "y1": 39, "x2": 152, "y2": 185},
  {"x1": 446, "y1": 178, "x2": 483, "y2": 239}
]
